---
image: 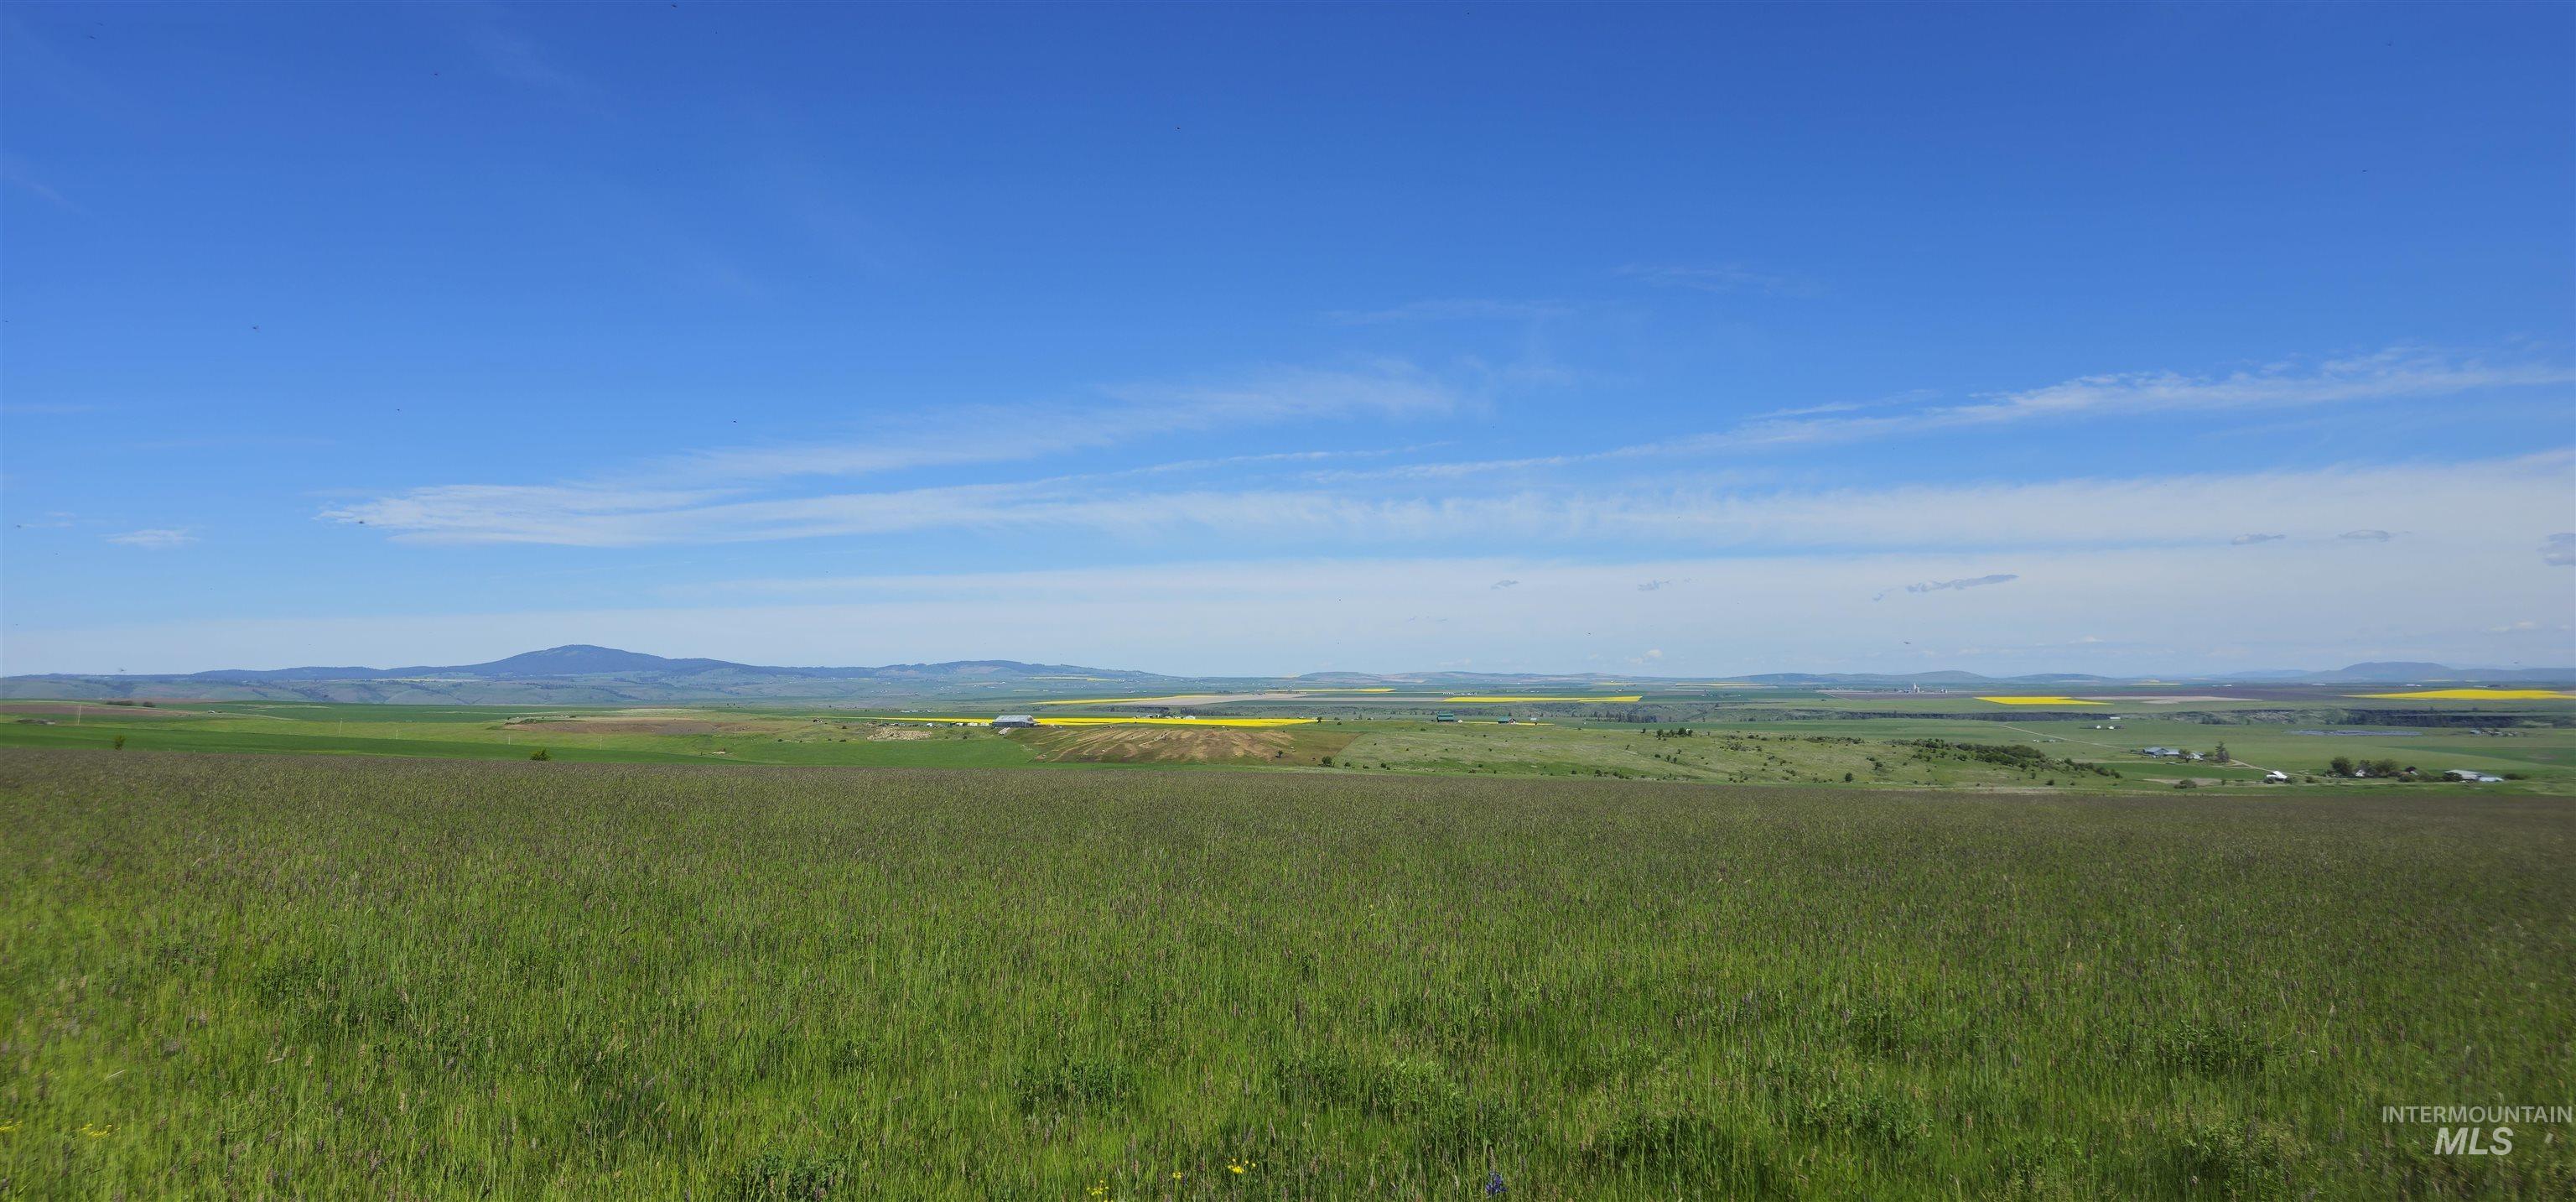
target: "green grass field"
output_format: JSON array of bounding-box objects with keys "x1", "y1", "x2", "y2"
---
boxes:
[{"x1": 3, "y1": 747, "x2": 2570, "y2": 1198}]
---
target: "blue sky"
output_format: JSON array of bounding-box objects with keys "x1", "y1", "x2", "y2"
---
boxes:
[{"x1": 4, "y1": 3, "x2": 2571, "y2": 677}]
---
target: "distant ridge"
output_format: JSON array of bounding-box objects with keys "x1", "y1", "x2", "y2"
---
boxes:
[
  {"x1": 3, "y1": 645, "x2": 2568, "y2": 705},
  {"x1": 164, "y1": 645, "x2": 1157, "y2": 684}
]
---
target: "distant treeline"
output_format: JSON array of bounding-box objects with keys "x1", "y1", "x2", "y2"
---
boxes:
[{"x1": 1903, "y1": 740, "x2": 2122, "y2": 778}]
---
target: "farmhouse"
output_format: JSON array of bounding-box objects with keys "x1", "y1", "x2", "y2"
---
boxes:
[
  {"x1": 991, "y1": 715, "x2": 1037, "y2": 729},
  {"x1": 2442, "y1": 768, "x2": 2506, "y2": 783},
  {"x1": 2139, "y1": 746, "x2": 2182, "y2": 757},
  {"x1": 2263, "y1": 771, "x2": 2290, "y2": 783}
]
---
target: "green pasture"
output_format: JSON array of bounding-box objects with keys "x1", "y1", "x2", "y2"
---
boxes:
[{"x1": 4, "y1": 748, "x2": 2570, "y2": 1199}]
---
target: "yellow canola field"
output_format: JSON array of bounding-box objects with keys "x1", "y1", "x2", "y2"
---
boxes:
[
  {"x1": 1444, "y1": 695, "x2": 1644, "y2": 703},
  {"x1": 1975, "y1": 696, "x2": 2108, "y2": 706},
  {"x1": 2350, "y1": 689, "x2": 2576, "y2": 700},
  {"x1": 858, "y1": 715, "x2": 1313, "y2": 728}
]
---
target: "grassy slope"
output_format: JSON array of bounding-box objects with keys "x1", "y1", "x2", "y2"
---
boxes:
[
  {"x1": 1332, "y1": 723, "x2": 2106, "y2": 788},
  {"x1": 0, "y1": 710, "x2": 1038, "y2": 768},
  {"x1": 4, "y1": 748, "x2": 2572, "y2": 1199}
]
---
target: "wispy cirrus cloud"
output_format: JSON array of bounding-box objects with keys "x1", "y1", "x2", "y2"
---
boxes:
[
  {"x1": 1324, "y1": 299, "x2": 1571, "y2": 325},
  {"x1": 324, "y1": 485, "x2": 737, "y2": 544},
  {"x1": 1873, "y1": 573, "x2": 2018, "y2": 601},
  {"x1": 1298, "y1": 348, "x2": 2565, "y2": 492},
  {"x1": 2, "y1": 155, "x2": 78, "y2": 211},
  {"x1": 2544, "y1": 533, "x2": 2576, "y2": 567},
  {"x1": 1745, "y1": 390, "x2": 1937, "y2": 421},
  {"x1": 322, "y1": 360, "x2": 1467, "y2": 543},
  {"x1": 2231, "y1": 533, "x2": 2285, "y2": 545},
  {"x1": 1688, "y1": 346, "x2": 2572, "y2": 450},
  {"x1": 653, "y1": 360, "x2": 1458, "y2": 485},
  {"x1": 2340, "y1": 529, "x2": 2393, "y2": 542},
  {"x1": 1618, "y1": 263, "x2": 1822, "y2": 298},
  {"x1": 106, "y1": 528, "x2": 195, "y2": 549},
  {"x1": 1297, "y1": 347, "x2": 2567, "y2": 487},
  {"x1": 464, "y1": 11, "x2": 599, "y2": 101},
  {"x1": 325, "y1": 450, "x2": 2570, "y2": 554},
  {"x1": 1911, "y1": 573, "x2": 2018, "y2": 593}
]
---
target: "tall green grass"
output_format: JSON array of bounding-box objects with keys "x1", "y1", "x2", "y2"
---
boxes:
[{"x1": 3, "y1": 748, "x2": 2568, "y2": 1198}]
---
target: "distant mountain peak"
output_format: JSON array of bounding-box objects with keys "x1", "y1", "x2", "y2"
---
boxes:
[{"x1": 460, "y1": 645, "x2": 722, "y2": 676}]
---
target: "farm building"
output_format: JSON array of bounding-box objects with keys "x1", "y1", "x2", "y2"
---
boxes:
[
  {"x1": 2263, "y1": 771, "x2": 2291, "y2": 783},
  {"x1": 2139, "y1": 746, "x2": 2182, "y2": 757},
  {"x1": 2442, "y1": 769, "x2": 2506, "y2": 783},
  {"x1": 991, "y1": 715, "x2": 1037, "y2": 729}
]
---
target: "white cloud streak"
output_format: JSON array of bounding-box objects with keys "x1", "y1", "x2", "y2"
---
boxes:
[
  {"x1": 322, "y1": 347, "x2": 2565, "y2": 548},
  {"x1": 106, "y1": 528, "x2": 195, "y2": 549},
  {"x1": 1687, "y1": 347, "x2": 2572, "y2": 450},
  {"x1": 323, "y1": 453, "x2": 2570, "y2": 555},
  {"x1": 1872, "y1": 573, "x2": 2018, "y2": 602},
  {"x1": 626, "y1": 361, "x2": 1456, "y2": 486},
  {"x1": 1324, "y1": 299, "x2": 1571, "y2": 325},
  {"x1": 1618, "y1": 263, "x2": 1822, "y2": 298},
  {"x1": 1300, "y1": 347, "x2": 2568, "y2": 485},
  {"x1": 1909, "y1": 573, "x2": 2018, "y2": 594}
]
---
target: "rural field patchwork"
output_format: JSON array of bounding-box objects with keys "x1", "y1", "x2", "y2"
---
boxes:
[
  {"x1": 4, "y1": 692, "x2": 2573, "y2": 793},
  {"x1": 2351, "y1": 689, "x2": 2576, "y2": 701}
]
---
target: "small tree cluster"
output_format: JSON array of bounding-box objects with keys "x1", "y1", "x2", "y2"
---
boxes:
[{"x1": 2327, "y1": 756, "x2": 2404, "y2": 778}]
